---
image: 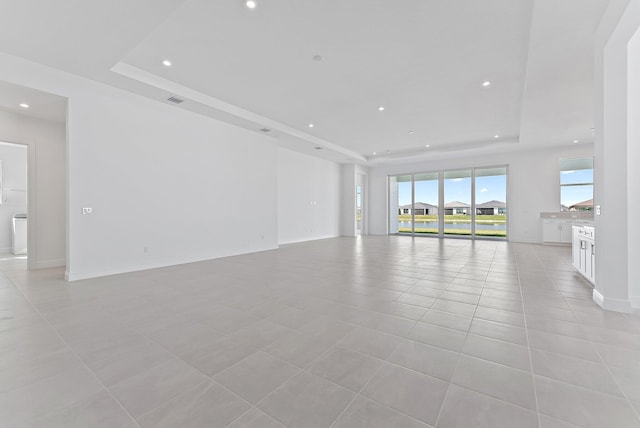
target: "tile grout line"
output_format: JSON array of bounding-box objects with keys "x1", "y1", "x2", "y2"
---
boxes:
[
  {"x1": 5, "y1": 274, "x2": 144, "y2": 428},
  {"x1": 520, "y1": 246, "x2": 546, "y2": 428},
  {"x1": 558, "y1": 269, "x2": 640, "y2": 425}
]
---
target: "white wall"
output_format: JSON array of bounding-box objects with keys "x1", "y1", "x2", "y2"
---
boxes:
[
  {"x1": 593, "y1": 0, "x2": 639, "y2": 311},
  {"x1": 627, "y1": 23, "x2": 640, "y2": 307},
  {"x1": 0, "y1": 110, "x2": 66, "y2": 267},
  {"x1": 0, "y1": 142, "x2": 27, "y2": 253},
  {"x1": 368, "y1": 146, "x2": 593, "y2": 243},
  {"x1": 0, "y1": 53, "x2": 279, "y2": 280},
  {"x1": 277, "y1": 148, "x2": 340, "y2": 245}
]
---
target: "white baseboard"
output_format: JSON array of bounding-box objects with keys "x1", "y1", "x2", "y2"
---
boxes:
[
  {"x1": 278, "y1": 234, "x2": 339, "y2": 246},
  {"x1": 630, "y1": 296, "x2": 640, "y2": 310},
  {"x1": 65, "y1": 245, "x2": 279, "y2": 281},
  {"x1": 33, "y1": 259, "x2": 65, "y2": 269},
  {"x1": 593, "y1": 289, "x2": 632, "y2": 313}
]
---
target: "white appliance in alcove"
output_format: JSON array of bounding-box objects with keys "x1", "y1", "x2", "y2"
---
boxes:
[{"x1": 12, "y1": 214, "x2": 27, "y2": 255}]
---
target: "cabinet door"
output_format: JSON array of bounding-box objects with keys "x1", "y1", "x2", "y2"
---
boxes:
[
  {"x1": 560, "y1": 223, "x2": 573, "y2": 243},
  {"x1": 572, "y1": 227, "x2": 582, "y2": 270},
  {"x1": 542, "y1": 222, "x2": 560, "y2": 242},
  {"x1": 590, "y1": 242, "x2": 596, "y2": 283},
  {"x1": 580, "y1": 239, "x2": 588, "y2": 275}
]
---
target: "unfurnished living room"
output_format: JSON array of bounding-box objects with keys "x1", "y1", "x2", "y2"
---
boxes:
[{"x1": 1, "y1": 1, "x2": 639, "y2": 427}]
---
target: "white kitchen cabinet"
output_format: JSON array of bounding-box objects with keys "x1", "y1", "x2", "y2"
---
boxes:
[
  {"x1": 572, "y1": 225, "x2": 595, "y2": 284},
  {"x1": 542, "y1": 219, "x2": 573, "y2": 244},
  {"x1": 560, "y1": 223, "x2": 573, "y2": 243},
  {"x1": 572, "y1": 226, "x2": 581, "y2": 270}
]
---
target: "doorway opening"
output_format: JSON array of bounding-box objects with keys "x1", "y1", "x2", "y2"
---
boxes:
[
  {"x1": 0, "y1": 80, "x2": 67, "y2": 275},
  {"x1": 0, "y1": 142, "x2": 28, "y2": 271}
]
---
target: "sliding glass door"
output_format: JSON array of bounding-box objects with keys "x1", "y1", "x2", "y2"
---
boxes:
[
  {"x1": 413, "y1": 173, "x2": 439, "y2": 235},
  {"x1": 389, "y1": 166, "x2": 507, "y2": 240},
  {"x1": 475, "y1": 167, "x2": 507, "y2": 238},
  {"x1": 443, "y1": 170, "x2": 472, "y2": 237},
  {"x1": 390, "y1": 174, "x2": 413, "y2": 234}
]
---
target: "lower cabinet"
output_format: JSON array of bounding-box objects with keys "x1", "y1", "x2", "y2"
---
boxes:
[
  {"x1": 542, "y1": 220, "x2": 573, "y2": 244},
  {"x1": 572, "y1": 225, "x2": 595, "y2": 284}
]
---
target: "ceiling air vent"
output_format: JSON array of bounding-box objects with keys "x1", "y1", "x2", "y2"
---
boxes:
[
  {"x1": 167, "y1": 96, "x2": 185, "y2": 104},
  {"x1": 260, "y1": 128, "x2": 272, "y2": 133}
]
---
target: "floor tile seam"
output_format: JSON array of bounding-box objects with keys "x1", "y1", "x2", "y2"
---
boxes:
[
  {"x1": 476, "y1": 302, "x2": 524, "y2": 315},
  {"x1": 340, "y1": 390, "x2": 438, "y2": 428},
  {"x1": 515, "y1": 262, "x2": 543, "y2": 428},
  {"x1": 522, "y1": 341, "x2": 612, "y2": 366},
  {"x1": 434, "y1": 294, "x2": 483, "y2": 306},
  {"x1": 212, "y1": 349, "x2": 302, "y2": 393},
  {"x1": 298, "y1": 321, "x2": 412, "y2": 373},
  {"x1": 459, "y1": 344, "x2": 533, "y2": 372},
  {"x1": 537, "y1": 413, "x2": 584, "y2": 428},
  {"x1": 339, "y1": 343, "x2": 462, "y2": 385},
  {"x1": 253, "y1": 322, "x2": 421, "y2": 413},
  {"x1": 418, "y1": 316, "x2": 472, "y2": 334},
  {"x1": 547, "y1": 266, "x2": 640, "y2": 418},
  {"x1": 329, "y1": 301, "x2": 427, "y2": 326},
  {"x1": 131, "y1": 325, "x2": 245, "y2": 369},
  {"x1": 5, "y1": 278, "x2": 142, "y2": 428},
  {"x1": 589, "y1": 336, "x2": 640, "y2": 422},
  {"x1": 327, "y1": 332, "x2": 450, "y2": 428},
  {"x1": 80, "y1": 338, "x2": 182, "y2": 381},
  {"x1": 128, "y1": 377, "x2": 213, "y2": 426},
  {"x1": 432, "y1": 337, "x2": 467, "y2": 428},
  {"x1": 427, "y1": 302, "x2": 479, "y2": 319},
  {"x1": 472, "y1": 312, "x2": 525, "y2": 328},
  {"x1": 250, "y1": 350, "x2": 361, "y2": 427},
  {"x1": 532, "y1": 372, "x2": 640, "y2": 404},
  {"x1": 326, "y1": 356, "x2": 393, "y2": 428},
  {"x1": 521, "y1": 324, "x2": 594, "y2": 344}
]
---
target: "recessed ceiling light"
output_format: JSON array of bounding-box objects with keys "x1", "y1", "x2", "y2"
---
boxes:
[
  {"x1": 312, "y1": 55, "x2": 323, "y2": 62},
  {"x1": 408, "y1": 130, "x2": 415, "y2": 135},
  {"x1": 425, "y1": 144, "x2": 430, "y2": 148},
  {"x1": 572, "y1": 139, "x2": 579, "y2": 143},
  {"x1": 314, "y1": 146, "x2": 323, "y2": 150},
  {"x1": 372, "y1": 152, "x2": 377, "y2": 155},
  {"x1": 246, "y1": 0, "x2": 257, "y2": 9},
  {"x1": 162, "y1": 60, "x2": 172, "y2": 67},
  {"x1": 377, "y1": 106, "x2": 385, "y2": 111},
  {"x1": 19, "y1": 103, "x2": 29, "y2": 109},
  {"x1": 308, "y1": 123, "x2": 314, "y2": 128},
  {"x1": 482, "y1": 81, "x2": 491, "y2": 87},
  {"x1": 494, "y1": 134, "x2": 500, "y2": 139}
]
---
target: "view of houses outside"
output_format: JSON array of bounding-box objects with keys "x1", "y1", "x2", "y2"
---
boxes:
[
  {"x1": 393, "y1": 167, "x2": 507, "y2": 237},
  {"x1": 560, "y1": 157, "x2": 594, "y2": 211}
]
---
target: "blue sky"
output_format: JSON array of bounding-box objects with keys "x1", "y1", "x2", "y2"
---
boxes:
[
  {"x1": 397, "y1": 168, "x2": 593, "y2": 208},
  {"x1": 398, "y1": 175, "x2": 507, "y2": 206},
  {"x1": 560, "y1": 169, "x2": 593, "y2": 206}
]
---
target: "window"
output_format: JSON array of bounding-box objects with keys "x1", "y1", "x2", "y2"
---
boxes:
[
  {"x1": 560, "y1": 157, "x2": 593, "y2": 211},
  {"x1": 388, "y1": 166, "x2": 507, "y2": 239}
]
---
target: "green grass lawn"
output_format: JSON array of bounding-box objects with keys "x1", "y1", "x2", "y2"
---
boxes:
[
  {"x1": 397, "y1": 214, "x2": 507, "y2": 237},
  {"x1": 398, "y1": 214, "x2": 506, "y2": 223}
]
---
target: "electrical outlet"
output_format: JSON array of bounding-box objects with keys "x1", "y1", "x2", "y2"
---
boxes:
[
  {"x1": 595, "y1": 205, "x2": 601, "y2": 215},
  {"x1": 82, "y1": 207, "x2": 92, "y2": 215}
]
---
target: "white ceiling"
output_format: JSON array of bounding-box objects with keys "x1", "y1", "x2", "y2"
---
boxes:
[
  {"x1": 0, "y1": 0, "x2": 609, "y2": 163},
  {"x1": 0, "y1": 80, "x2": 67, "y2": 123}
]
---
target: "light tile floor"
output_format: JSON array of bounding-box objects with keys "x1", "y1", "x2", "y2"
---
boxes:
[{"x1": 1, "y1": 237, "x2": 640, "y2": 427}]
